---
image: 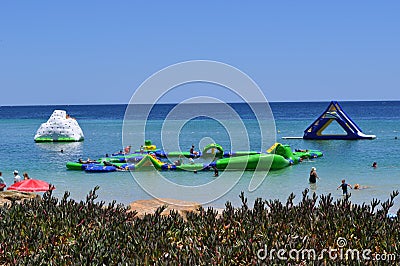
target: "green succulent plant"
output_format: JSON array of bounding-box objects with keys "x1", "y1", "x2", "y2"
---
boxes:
[{"x1": 0, "y1": 187, "x2": 399, "y2": 265}]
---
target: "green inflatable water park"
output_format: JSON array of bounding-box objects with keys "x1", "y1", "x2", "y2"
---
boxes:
[{"x1": 213, "y1": 154, "x2": 290, "y2": 171}]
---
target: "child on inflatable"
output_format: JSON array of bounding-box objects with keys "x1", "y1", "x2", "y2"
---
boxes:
[{"x1": 190, "y1": 145, "x2": 199, "y2": 156}]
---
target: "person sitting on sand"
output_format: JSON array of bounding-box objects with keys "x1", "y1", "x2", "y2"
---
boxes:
[
  {"x1": 309, "y1": 167, "x2": 319, "y2": 184},
  {"x1": 337, "y1": 179, "x2": 352, "y2": 196}
]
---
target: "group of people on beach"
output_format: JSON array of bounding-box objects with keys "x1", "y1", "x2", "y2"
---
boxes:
[
  {"x1": 309, "y1": 162, "x2": 376, "y2": 196},
  {"x1": 0, "y1": 170, "x2": 31, "y2": 191}
]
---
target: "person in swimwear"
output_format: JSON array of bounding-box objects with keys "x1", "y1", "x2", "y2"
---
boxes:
[{"x1": 337, "y1": 179, "x2": 352, "y2": 196}]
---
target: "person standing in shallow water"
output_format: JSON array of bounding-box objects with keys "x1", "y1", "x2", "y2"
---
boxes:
[
  {"x1": 213, "y1": 166, "x2": 219, "y2": 177},
  {"x1": 309, "y1": 167, "x2": 319, "y2": 183},
  {"x1": 337, "y1": 179, "x2": 352, "y2": 196}
]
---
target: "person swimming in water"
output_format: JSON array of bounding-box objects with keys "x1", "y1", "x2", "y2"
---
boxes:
[
  {"x1": 353, "y1": 184, "x2": 370, "y2": 190},
  {"x1": 174, "y1": 155, "x2": 183, "y2": 166}
]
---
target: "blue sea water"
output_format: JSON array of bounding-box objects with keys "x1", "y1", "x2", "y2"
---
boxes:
[{"x1": 0, "y1": 101, "x2": 399, "y2": 211}]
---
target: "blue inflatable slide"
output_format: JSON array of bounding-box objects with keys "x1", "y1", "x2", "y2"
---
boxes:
[{"x1": 303, "y1": 101, "x2": 376, "y2": 140}]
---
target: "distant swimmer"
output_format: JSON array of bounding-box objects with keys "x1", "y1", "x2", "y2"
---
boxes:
[
  {"x1": 174, "y1": 155, "x2": 183, "y2": 166},
  {"x1": 354, "y1": 184, "x2": 369, "y2": 190},
  {"x1": 309, "y1": 167, "x2": 319, "y2": 183},
  {"x1": 372, "y1": 162, "x2": 377, "y2": 168}
]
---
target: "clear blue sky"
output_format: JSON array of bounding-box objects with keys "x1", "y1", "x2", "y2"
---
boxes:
[{"x1": 1, "y1": 1, "x2": 399, "y2": 105}]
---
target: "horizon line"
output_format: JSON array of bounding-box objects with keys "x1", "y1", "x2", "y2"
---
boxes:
[{"x1": 1, "y1": 99, "x2": 399, "y2": 108}]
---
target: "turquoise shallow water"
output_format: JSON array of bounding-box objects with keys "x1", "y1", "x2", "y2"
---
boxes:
[{"x1": 0, "y1": 102, "x2": 399, "y2": 211}]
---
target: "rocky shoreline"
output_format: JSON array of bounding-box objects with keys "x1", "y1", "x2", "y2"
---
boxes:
[{"x1": 0, "y1": 190, "x2": 41, "y2": 206}]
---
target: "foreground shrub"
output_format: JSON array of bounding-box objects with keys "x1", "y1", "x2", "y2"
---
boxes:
[{"x1": 0, "y1": 187, "x2": 399, "y2": 265}]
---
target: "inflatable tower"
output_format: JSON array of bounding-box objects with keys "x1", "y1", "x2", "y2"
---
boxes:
[{"x1": 34, "y1": 110, "x2": 84, "y2": 142}]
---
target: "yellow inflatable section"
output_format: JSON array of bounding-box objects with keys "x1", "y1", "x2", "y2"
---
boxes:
[{"x1": 144, "y1": 140, "x2": 157, "y2": 151}]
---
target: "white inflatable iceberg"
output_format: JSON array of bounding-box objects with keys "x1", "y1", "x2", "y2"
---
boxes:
[{"x1": 34, "y1": 110, "x2": 84, "y2": 142}]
